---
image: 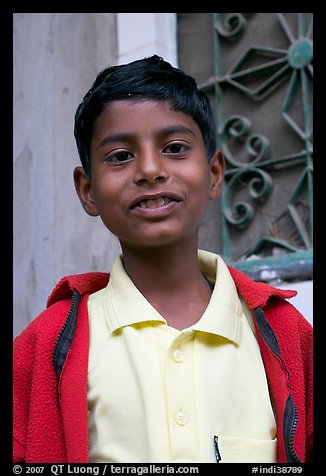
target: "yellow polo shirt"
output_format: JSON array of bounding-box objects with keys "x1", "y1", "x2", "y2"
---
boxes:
[{"x1": 87, "y1": 250, "x2": 277, "y2": 463}]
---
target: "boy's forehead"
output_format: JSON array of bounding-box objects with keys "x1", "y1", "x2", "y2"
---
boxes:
[{"x1": 91, "y1": 99, "x2": 204, "y2": 150}]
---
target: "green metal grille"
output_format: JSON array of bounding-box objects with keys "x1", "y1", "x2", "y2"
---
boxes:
[{"x1": 202, "y1": 13, "x2": 313, "y2": 281}]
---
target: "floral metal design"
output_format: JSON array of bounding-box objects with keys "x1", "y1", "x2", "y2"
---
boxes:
[{"x1": 209, "y1": 13, "x2": 313, "y2": 279}]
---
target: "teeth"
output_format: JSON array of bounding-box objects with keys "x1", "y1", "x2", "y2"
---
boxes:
[
  {"x1": 139, "y1": 197, "x2": 168, "y2": 208},
  {"x1": 155, "y1": 197, "x2": 166, "y2": 207}
]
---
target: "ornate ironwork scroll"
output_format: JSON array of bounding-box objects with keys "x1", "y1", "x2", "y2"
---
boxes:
[{"x1": 202, "y1": 13, "x2": 313, "y2": 281}]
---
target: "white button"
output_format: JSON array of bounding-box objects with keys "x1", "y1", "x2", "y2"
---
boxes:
[
  {"x1": 175, "y1": 410, "x2": 188, "y2": 426},
  {"x1": 172, "y1": 349, "x2": 184, "y2": 363}
]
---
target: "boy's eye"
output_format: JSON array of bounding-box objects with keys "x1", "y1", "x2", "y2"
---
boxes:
[
  {"x1": 163, "y1": 143, "x2": 187, "y2": 154},
  {"x1": 106, "y1": 150, "x2": 133, "y2": 163}
]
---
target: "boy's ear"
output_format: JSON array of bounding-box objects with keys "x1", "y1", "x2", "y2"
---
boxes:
[
  {"x1": 73, "y1": 166, "x2": 99, "y2": 217},
  {"x1": 209, "y1": 149, "x2": 225, "y2": 200}
]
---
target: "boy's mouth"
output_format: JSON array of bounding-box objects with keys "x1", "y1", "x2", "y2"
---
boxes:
[
  {"x1": 130, "y1": 193, "x2": 183, "y2": 210},
  {"x1": 138, "y1": 197, "x2": 172, "y2": 209}
]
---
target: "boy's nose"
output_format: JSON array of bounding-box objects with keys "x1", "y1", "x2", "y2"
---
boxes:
[{"x1": 133, "y1": 151, "x2": 169, "y2": 185}]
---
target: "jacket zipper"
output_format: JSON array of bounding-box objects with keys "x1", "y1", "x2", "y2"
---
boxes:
[
  {"x1": 52, "y1": 289, "x2": 81, "y2": 377},
  {"x1": 253, "y1": 307, "x2": 302, "y2": 463},
  {"x1": 285, "y1": 395, "x2": 301, "y2": 463}
]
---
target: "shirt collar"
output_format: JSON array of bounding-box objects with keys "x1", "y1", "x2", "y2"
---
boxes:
[
  {"x1": 103, "y1": 256, "x2": 166, "y2": 333},
  {"x1": 193, "y1": 249, "x2": 243, "y2": 344},
  {"x1": 103, "y1": 250, "x2": 243, "y2": 344}
]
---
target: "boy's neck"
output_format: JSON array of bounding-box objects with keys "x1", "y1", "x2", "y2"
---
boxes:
[
  {"x1": 121, "y1": 238, "x2": 200, "y2": 285},
  {"x1": 120, "y1": 240, "x2": 212, "y2": 330}
]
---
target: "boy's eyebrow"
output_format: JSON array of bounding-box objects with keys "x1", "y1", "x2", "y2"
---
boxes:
[{"x1": 97, "y1": 126, "x2": 197, "y2": 150}]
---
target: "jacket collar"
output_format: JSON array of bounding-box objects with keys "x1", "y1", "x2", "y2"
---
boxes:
[
  {"x1": 47, "y1": 272, "x2": 110, "y2": 307},
  {"x1": 228, "y1": 265, "x2": 297, "y2": 309}
]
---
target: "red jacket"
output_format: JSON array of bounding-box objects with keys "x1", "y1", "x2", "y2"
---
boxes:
[{"x1": 13, "y1": 269, "x2": 313, "y2": 463}]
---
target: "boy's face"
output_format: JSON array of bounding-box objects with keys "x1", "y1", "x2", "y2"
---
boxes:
[{"x1": 74, "y1": 99, "x2": 224, "y2": 251}]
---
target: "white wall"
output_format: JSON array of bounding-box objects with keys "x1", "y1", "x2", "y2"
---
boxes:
[
  {"x1": 116, "y1": 13, "x2": 177, "y2": 66},
  {"x1": 13, "y1": 13, "x2": 121, "y2": 337}
]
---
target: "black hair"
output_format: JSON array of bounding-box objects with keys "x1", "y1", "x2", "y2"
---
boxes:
[{"x1": 74, "y1": 55, "x2": 217, "y2": 177}]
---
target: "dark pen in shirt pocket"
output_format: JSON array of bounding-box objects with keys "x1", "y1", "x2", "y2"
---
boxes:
[{"x1": 214, "y1": 435, "x2": 222, "y2": 462}]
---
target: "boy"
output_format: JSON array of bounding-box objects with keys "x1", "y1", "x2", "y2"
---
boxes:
[{"x1": 13, "y1": 55, "x2": 313, "y2": 463}]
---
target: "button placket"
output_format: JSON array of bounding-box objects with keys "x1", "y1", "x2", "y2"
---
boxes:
[{"x1": 165, "y1": 331, "x2": 199, "y2": 460}]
